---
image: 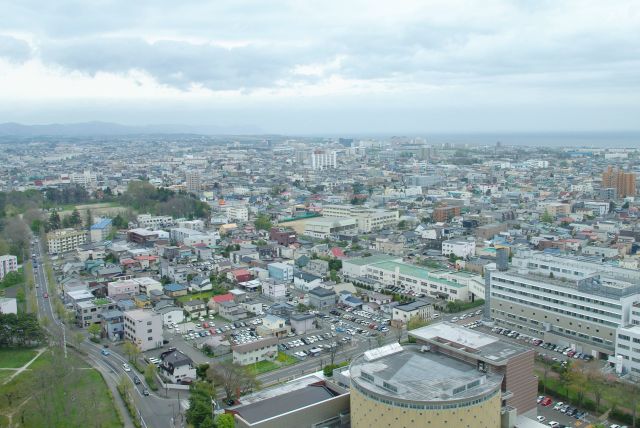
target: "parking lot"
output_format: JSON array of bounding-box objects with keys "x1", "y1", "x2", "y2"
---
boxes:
[{"x1": 536, "y1": 396, "x2": 593, "y2": 427}]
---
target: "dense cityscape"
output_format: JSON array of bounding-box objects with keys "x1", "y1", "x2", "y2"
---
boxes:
[
  {"x1": 1, "y1": 1, "x2": 640, "y2": 427},
  {"x1": 0, "y1": 135, "x2": 639, "y2": 428}
]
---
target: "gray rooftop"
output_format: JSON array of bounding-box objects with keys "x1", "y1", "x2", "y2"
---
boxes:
[
  {"x1": 350, "y1": 344, "x2": 502, "y2": 403},
  {"x1": 234, "y1": 383, "x2": 341, "y2": 424},
  {"x1": 409, "y1": 322, "x2": 531, "y2": 364}
]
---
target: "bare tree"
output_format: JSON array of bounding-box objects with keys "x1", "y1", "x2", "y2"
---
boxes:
[{"x1": 329, "y1": 341, "x2": 344, "y2": 366}]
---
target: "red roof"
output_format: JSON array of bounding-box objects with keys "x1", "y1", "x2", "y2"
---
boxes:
[
  {"x1": 232, "y1": 269, "x2": 251, "y2": 276},
  {"x1": 212, "y1": 293, "x2": 234, "y2": 303},
  {"x1": 330, "y1": 247, "x2": 346, "y2": 258},
  {"x1": 134, "y1": 255, "x2": 158, "y2": 261}
]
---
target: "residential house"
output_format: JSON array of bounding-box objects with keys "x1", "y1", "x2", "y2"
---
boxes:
[
  {"x1": 208, "y1": 293, "x2": 235, "y2": 312},
  {"x1": 293, "y1": 271, "x2": 323, "y2": 291},
  {"x1": 257, "y1": 314, "x2": 290, "y2": 338},
  {"x1": 308, "y1": 287, "x2": 337, "y2": 309},
  {"x1": 183, "y1": 299, "x2": 207, "y2": 318},
  {"x1": 219, "y1": 301, "x2": 248, "y2": 321},
  {"x1": 164, "y1": 283, "x2": 188, "y2": 298},
  {"x1": 232, "y1": 337, "x2": 278, "y2": 365},
  {"x1": 159, "y1": 350, "x2": 196, "y2": 384},
  {"x1": 392, "y1": 300, "x2": 434, "y2": 324},
  {"x1": 155, "y1": 304, "x2": 185, "y2": 326},
  {"x1": 290, "y1": 312, "x2": 315, "y2": 335}
]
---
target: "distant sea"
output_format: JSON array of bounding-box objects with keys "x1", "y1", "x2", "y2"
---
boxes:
[{"x1": 423, "y1": 131, "x2": 640, "y2": 148}]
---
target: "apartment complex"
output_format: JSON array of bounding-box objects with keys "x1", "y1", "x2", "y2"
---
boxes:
[
  {"x1": 311, "y1": 150, "x2": 337, "y2": 170},
  {"x1": 441, "y1": 238, "x2": 476, "y2": 259},
  {"x1": 137, "y1": 214, "x2": 174, "y2": 228},
  {"x1": 185, "y1": 170, "x2": 201, "y2": 193},
  {"x1": 602, "y1": 165, "x2": 636, "y2": 197},
  {"x1": 321, "y1": 205, "x2": 399, "y2": 233},
  {"x1": 433, "y1": 205, "x2": 461, "y2": 222},
  {"x1": 226, "y1": 205, "x2": 249, "y2": 222},
  {"x1": 47, "y1": 228, "x2": 87, "y2": 254},
  {"x1": 0, "y1": 255, "x2": 18, "y2": 281},
  {"x1": 123, "y1": 309, "x2": 164, "y2": 351},
  {"x1": 89, "y1": 218, "x2": 112, "y2": 242},
  {"x1": 488, "y1": 250, "x2": 640, "y2": 358},
  {"x1": 261, "y1": 279, "x2": 287, "y2": 301},
  {"x1": 303, "y1": 217, "x2": 357, "y2": 239}
]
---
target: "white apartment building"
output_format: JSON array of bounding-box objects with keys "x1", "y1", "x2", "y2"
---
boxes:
[
  {"x1": 137, "y1": 214, "x2": 174, "y2": 228},
  {"x1": 70, "y1": 170, "x2": 97, "y2": 189},
  {"x1": 226, "y1": 205, "x2": 249, "y2": 222},
  {"x1": 176, "y1": 219, "x2": 205, "y2": 231},
  {"x1": 489, "y1": 250, "x2": 640, "y2": 358},
  {"x1": 261, "y1": 279, "x2": 287, "y2": 301},
  {"x1": 0, "y1": 255, "x2": 18, "y2": 281},
  {"x1": 311, "y1": 150, "x2": 337, "y2": 170},
  {"x1": 303, "y1": 217, "x2": 357, "y2": 239},
  {"x1": 185, "y1": 170, "x2": 201, "y2": 194},
  {"x1": 441, "y1": 239, "x2": 476, "y2": 259},
  {"x1": 392, "y1": 301, "x2": 433, "y2": 323},
  {"x1": 321, "y1": 205, "x2": 399, "y2": 233},
  {"x1": 616, "y1": 322, "x2": 640, "y2": 379},
  {"x1": 170, "y1": 227, "x2": 219, "y2": 246},
  {"x1": 47, "y1": 228, "x2": 87, "y2": 254},
  {"x1": 123, "y1": 309, "x2": 164, "y2": 351},
  {"x1": 107, "y1": 279, "x2": 140, "y2": 297}
]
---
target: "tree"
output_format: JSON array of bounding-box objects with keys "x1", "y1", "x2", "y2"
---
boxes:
[
  {"x1": 48, "y1": 210, "x2": 61, "y2": 231},
  {"x1": 215, "y1": 413, "x2": 235, "y2": 428},
  {"x1": 207, "y1": 361, "x2": 258, "y2": 401},
  {"x1": 540, "y1": 210, "x2": 553, "y2": 223},
  {"x1": 585, "y1": 366, "x2": 606, "y2": 411},
  {"x1": 123, "y1": 341, "x2": 141, "y2": 363},
  {"x1": 565, "y1": 361, "x2": 588, "y2": 405},
  {"x1": 144, "y1": 363, "x2": 157, "y2": 389},
  {"x1": 72, "y1": 332, "x2": 85, "y2": 348},
  {"x1": 85, "y1": 209, "x2": 93, "y2": 228},
  {"x1": 69, "y1": 209, "x2": 82, "y2": 227},
  {"x1": 87, "y1": 323, "x2": 102, "y2": 340},
  {"x1": 328, "y1": 341, "x2": 344, "y2": 366},
  {"x1": 406, "y1": 315, "x2": 430, "y2": 331},
  {"x1": 254, "y1": 214, "x2": 272, "y2": 231},
  {"x1": 196, "y1": 363, "x2": 210, "y2": 380},
  {"x1": 186, "y1": 381, "x2": 217, "y2": 428}
]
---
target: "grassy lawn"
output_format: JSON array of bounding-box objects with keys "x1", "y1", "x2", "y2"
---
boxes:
[
  {"x1": 247, "y1": 360, "x2": 279, "y2": 375},
  {"x1": 0, "y1": 349, "x2": 121, "y2": 428},
  {"x1": 176, "y1": 288, "x2": 228, "y2": 304},
  {"x1": 0, "y1": 370, "x2": 15, "y2": 383},
  {"x1": 247, "y1": 352, "x2": 299, "y2": 375},
  {"x1": 0, "y1": 348, "x2": 38, "y2": 368}
]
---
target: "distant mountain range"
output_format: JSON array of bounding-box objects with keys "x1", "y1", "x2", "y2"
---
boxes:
[{"x1": 0, "y1": 121, "x2": 263, "y2": 136}]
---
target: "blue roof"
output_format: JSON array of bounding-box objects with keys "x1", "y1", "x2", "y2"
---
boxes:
[
  {"x1": 164, "y1": 283, "x2": 187, "y2": 292},
  {"x1": 90, "y1": 218, "x2": 113, "y2": 230}
]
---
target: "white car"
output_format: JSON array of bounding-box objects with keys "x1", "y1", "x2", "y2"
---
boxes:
[
  {"x1": 122, "y1": 363, "x2": 131, "y2": 372},
  {"x1": 536, "y1": 416, "x2": 546, "y2": 423},
  {"x1": 548, "y1": 422, "x2": 560, "y2": 428}
]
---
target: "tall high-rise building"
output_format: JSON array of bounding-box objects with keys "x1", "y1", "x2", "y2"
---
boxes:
[
  {"x1": 602, "y1": 166, "x2": 636, "y2": 197},
  {"x1": 185, "y1": 170, "x2": 201, "y2": 194},
  {"x1": 311, "y1": 150, "x2": 337, "y2": 170}
]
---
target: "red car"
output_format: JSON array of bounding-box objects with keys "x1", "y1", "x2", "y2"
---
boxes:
[
  {"x1": 541, "y1": 397, "x2": 553, "y2": 407},
  {"x1": 43, "y1": 292, "x2": 48, "y2": 298}
]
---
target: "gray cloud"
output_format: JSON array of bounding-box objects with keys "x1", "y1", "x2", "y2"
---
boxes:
[
  {"x1": 41, "y1": 37, "x2": 325, "y2": 90},
  {"x1": 0, "y1": 35, "x2": 31, "y2": 63}
]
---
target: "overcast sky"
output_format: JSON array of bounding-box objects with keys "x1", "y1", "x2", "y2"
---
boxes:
[{"x1": 0, "y1": 0, "x2": 639, "y2": 134}]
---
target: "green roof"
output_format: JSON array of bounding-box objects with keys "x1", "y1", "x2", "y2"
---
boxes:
[
  {"x1": 345, "y1": 254, "x2": 400, "y2": 266},
  {"x1": 370, "y1": 261, "x2": 464, "y2": 288},
  {"x1": 93, "y1": 298, "x2": 110, "y2": 306}
]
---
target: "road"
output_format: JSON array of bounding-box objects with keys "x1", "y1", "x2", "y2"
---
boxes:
[{"x1": 30, "y1": 238, "x2": 180, "y2": 428}]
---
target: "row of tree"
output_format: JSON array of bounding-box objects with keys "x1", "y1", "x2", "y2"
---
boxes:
[{"x1": 0, "y1": 313, "x2": 46, "y2": 347}]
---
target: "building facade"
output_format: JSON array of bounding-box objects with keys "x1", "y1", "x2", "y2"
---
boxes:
[
  {"x1": 47, "y1": 228, "x2": 87, "y2": 254},
  {"x1": 123, "y1": 309, "x2": 164, "y2": 351},
  {"x1": 0, "y1": 255, "x2": 18, "y2": 281}
]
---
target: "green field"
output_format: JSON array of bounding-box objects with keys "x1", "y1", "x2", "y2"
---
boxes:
[
  {"x1": 0, "y1": 348, "x2": 38, "y2": 368},
  {"x1": 247, "y1": 352, "x2": 299, "y2": 375},
  {"x1": 0, "y1": 349, "x2": 121, "y2": 428}
]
